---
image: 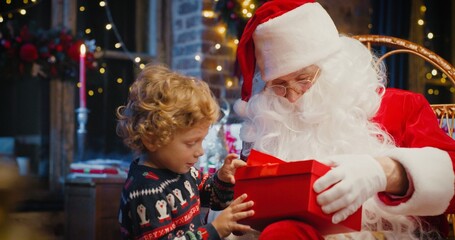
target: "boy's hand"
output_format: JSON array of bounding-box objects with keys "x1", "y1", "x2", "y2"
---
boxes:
[
  {"x1": 211, "y1": 193, "x2": 255, "y2": 238},
  {"x1": 217, "y1": 153, "x2": 246, "y2": 184}
]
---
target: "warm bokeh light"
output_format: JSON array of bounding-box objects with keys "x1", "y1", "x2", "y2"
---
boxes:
[
  {"x1": 217, "y1": 26, "x2": 226, "y2": 34},
  {"x1": 202, "y1": 10, "x2": 215, "y2": 18},
  {"x1": 420, "y1": 5, "x2": 427, "y2": 13},
  {"x1": 225, "y1": 79, "x2": 233, "y2": 88}
]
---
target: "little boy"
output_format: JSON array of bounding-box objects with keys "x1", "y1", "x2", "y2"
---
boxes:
[{"x1": 116, "y1": 64, "x2": 254, "y2": 240}]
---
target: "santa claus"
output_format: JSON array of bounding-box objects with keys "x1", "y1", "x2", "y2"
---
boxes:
[{"x1": 233, "y1": 0, "x2": 455, "y2": 239}]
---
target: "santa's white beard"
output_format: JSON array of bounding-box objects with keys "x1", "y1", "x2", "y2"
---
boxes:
[{"x1": 240, "y1": 76, "x2": 394, "y2": 165}]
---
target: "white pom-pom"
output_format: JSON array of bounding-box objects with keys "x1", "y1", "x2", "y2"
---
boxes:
[{"x1": 233, "y1": 99, "x2": 248, "y2": 117}]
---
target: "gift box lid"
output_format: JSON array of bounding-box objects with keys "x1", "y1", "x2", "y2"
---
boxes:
[{"x1": 235, "y1": 149, "x2": 331, "y2": 180}]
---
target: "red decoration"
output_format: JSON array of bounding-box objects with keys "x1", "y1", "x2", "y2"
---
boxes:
[
  {"x1": 67, "y1": 40, "x2": 84, "y2": 61},
  {"x1": 226, "y1": 0, "x2": 235, "y2": 9},
  {"x1": 2, "y1": 40, "x2": 11, "y2": 49},
  {"x1": 224, "y1": 126, "x2": 238, "y2": 154},
  {"x1": 0, "y1": 23, "x2": 98, "y2": 79},
  {"x1": 85, "y1": 52, "x2": 96, "y2": 69},
  {"x1": 19, "y1": 43, "x2": 39, "y2": 62}
]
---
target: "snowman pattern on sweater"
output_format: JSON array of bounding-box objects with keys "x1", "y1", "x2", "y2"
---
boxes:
[{"x1": 119, "y1": 159, "x2": 234, "y2": 240}]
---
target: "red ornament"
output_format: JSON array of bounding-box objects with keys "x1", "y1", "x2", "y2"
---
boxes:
[
  {"x1": 2, "y1": 40, "x2": 11, "y2": 49},
  {"x1": 15, "y1": 36, "x2": 23, "y2": 43},
  {"x1": 67, "y1": 40, "x2": 84, "y2": 61},
  {"x1": 227, "y1": 0, "x2": 235, "y2": 9},
  {"x1": 55, "y1": 44, "x2": 63, "y2": 52},
  {"x1": 19, "y1": 43, "x2": 39, "y2": 62},
  {"x1": 85, "y1": 52, "x2": 95, "y2": 69}
]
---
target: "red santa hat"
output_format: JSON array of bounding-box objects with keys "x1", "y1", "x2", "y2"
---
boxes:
[{"x1": 236, "y1": 0, "x2": 342, "y2": 105}]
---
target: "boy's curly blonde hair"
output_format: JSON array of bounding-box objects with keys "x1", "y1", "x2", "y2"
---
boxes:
[{"x1": 116, "y1": 64, "x2": 220, "y2": 153}]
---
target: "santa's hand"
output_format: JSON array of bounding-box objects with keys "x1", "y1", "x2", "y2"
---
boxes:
[{"x1": 313, "y1": 154, "x2": 387, "y2": 224}]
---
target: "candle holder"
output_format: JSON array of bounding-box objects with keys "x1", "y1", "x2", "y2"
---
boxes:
[
  {"x1": 76, "y1": 107, "x2": 89, "y2": 133},
  {"x1": 76, "y1": 107, "x2": 89, "y2": 161}
]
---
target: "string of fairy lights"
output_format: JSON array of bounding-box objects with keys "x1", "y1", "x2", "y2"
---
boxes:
[
  {"x1": 77, "y1": 0, "x2": 148, "y2": 98},
  {"x1": 1, "y1": 0, "x2": 452, "y2": 97},
  {"x1": 415, "y1": 4, "x2": 454, "y2": 95},
  {"x1": 0, "y1": 0, "x2": 40, "y2": 22},
  {"x1": 197, "y1": 0, "x2": 257, "y2": 89}
]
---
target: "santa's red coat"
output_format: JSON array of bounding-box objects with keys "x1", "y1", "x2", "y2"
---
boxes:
[{"x1": 373, "y1": 88, "x2": 455, "y2": 237}]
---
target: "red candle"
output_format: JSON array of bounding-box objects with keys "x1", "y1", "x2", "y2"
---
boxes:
[{"x1": 79, "y1": 44, "x2": 86, "y2": 108}]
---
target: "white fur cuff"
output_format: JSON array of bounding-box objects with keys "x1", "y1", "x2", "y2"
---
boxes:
[{"x1": 375, "y1": 147, "x2": 454, "y2": 216}]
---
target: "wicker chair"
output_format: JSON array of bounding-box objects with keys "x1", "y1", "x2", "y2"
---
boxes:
[{"x1": 353, "y1": 34, "x2": 455, "y2": 238}]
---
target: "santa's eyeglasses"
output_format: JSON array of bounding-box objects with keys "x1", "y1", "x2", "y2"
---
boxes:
[{"x1": 266, "y1": 68, "x2": 320, "y2": 97}]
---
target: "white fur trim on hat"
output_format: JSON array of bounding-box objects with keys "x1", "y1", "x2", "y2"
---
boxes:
[
  {"x1": 374, "y1": 147, "x2": 454, "y2": 216},
  {"x1": 253, "y1": 2, "x2": 342, "y2": 82}
]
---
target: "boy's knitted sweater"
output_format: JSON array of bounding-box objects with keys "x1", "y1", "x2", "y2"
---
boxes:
[{"x1": 119, "y1": 159, "x2": 234, "y2": 240}]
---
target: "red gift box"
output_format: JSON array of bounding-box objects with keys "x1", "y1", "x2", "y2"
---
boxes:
[{"x1": 233, "y1": 149, "x2": 362, "y2": 235}]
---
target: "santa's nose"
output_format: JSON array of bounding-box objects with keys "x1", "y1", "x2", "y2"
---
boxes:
[{"x1": 285, "y1": 88, "x2": 302, "y2": 103}]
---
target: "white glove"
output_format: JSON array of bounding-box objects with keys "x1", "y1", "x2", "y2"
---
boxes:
[{"x1": 313, "y1": 154, "x2": 387, "y2": 224}]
